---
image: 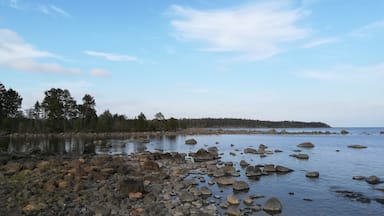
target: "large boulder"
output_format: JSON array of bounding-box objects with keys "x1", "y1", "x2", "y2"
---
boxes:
[
  {"x1": 227, "y1": 195, "x2": 240, "y2": 205},
  {"x1": 263, "y1": 197, "x2": 282, "y2": 214},
  {"x1": 191, "y1": 148, "x2": 217, "y2": 162},
  {"x1": 232, "y1": 181, "x2": 249, "y2": 192},
  {"x1": 216, "y1": 177, "x2": 235, "y2": 185},
  {"x1": 246, "y1": 166, "x2": 262, "y2": 178},
  {"x1": 185, "y1": 138, "x2": 197, "y2": 145},
  {"x1": 297, "y1": 142, "x2": 315, "y2": 148}
]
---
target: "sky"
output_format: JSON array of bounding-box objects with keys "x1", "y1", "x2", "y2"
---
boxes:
[{"x1": 0, "y1": 0, "x2": 383, "y2": 127}]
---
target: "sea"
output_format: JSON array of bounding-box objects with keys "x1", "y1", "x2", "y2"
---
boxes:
[{"x1": 1, "y1": 127, "x2": 384, "y2": 215}]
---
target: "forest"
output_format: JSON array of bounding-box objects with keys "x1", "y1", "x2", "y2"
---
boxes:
[{"x1": 0, "y1": 82, "x2": 329, "y2": 134}]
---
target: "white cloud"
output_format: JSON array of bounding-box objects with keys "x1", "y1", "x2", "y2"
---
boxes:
[
  {"x1": 84, "y1": 50, "x2": 139, "y2": 62},
  {"x1": 0, "y1": 28, "x2": 80, "y2": 74},
  {"x1": 9, "y1": 0, "x2": 19, "y2": 9},
  {"x1": 350, "y1": 19, "x2": 384, "y2": 37},
  {"x1": 302, "y1": 37, "x2": 338, "y2": 48},
  {"x1": 90, "y1": 68, "x2": 110, "y2": 77},
  {"x1": 170, "y1": 1, "x2": 309, "y2": 60},
  {"x1": 190, "y1": 88, "x2": 209, "y2": 94},
  {"x1": 300, "y1": 63, "x2": 384, "y2": 82},
  {"x1": 38, "y1": 4, "x2": 71, "y2": 17}
]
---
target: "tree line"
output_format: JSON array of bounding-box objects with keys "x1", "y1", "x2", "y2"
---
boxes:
[
  {"x1": 0, "y1": 81, "x2": 329, "y2": 134},
  {"x1": 0, "y1": 82, "x2": 178, "y2": 133}
]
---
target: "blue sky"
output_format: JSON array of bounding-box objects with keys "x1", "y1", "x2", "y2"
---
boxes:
[{"x1": 1, "y1": 0, "x2": 383, "y2": 126}]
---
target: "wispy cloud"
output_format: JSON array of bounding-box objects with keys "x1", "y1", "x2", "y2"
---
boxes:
[
  {"x1": 0, "y1": 28, "x2": 80, "y2": 74},
  {"x1": 300, "y1": 63, "x2": 384, "y2": 82},
  {"x1": 8, "y1": 0, "x2": 70, "y2": 17},
  {"x1": 302, "y1": 37, "x2": 338, "y2": 48},
  {"x1": 85, "y1": 50, "x2": 139, "y2": 62},
  {"x1": 350, "y1": 19, "x2": 384, "y2": 37},
  {"x1": 90, "y1": 68, "x2": 110, "y2": 77},
  {"x1": 38, "y1": 4, "x2": 71, "y2": 17},
  {"x1": 190, "y1": 88, "x2": 209, "y2": 94},
  {"x1": 169, "y1": 1, "x2": 309, "y2": 60}
]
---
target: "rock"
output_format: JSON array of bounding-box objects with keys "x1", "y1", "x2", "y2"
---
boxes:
[
  {"x1": 227, "y1": 207, "x2": 241, "y2": 216},
  {"x1": 227, "y1": 195, "x2": 240, "y2": 205},
  {"x1": 119, "y1": 177, "x2": 144, "y2": 195},
  {"x1": 216, "y1": 177, "x2": 235, "y2": 185},
  {"x1": 306, "y1": 171, "x2": 320, "y2": 178},
  {"x1": 352, "y1": 176, "x2": 365, "y2": 180},
  {"x1": 232, "y1": 181, "x2": 249, "y2": 192},
  {"x1": 263, "y1": 197, "x2": 282, "y2": 213},
  {"x1": 298, "y1": 142, "x2": 315, "y2": 148},
  {"x1": 263, "y1": 164, "x2": 276, "y2": 172},
  {"x1": 366, "y1": 175, "x2": 381, "y2": 185},
  {"x1": 200, "y1": 186, "x2": 212, "y2": 197},
  {"x1": 222, "y1": 165, "x2": 240, "y2": 177},
  {"x1": 129, "y1": 192, "x2": 143, "y2": 199},
  {"x1": 276, "y1": 165, "x2": 294, "y2": 173},
  {"x1": 58, "y1": 180, "x2": 70, "y2": 189},
  {"x1": 4, "y1": 162, "x2": 22, "y2": 175},
  {"x1": 303, "y1": 198, "x2": 313, "y2": 201},
  {"x1": 274, "y1": 149, "x2": 283, "y2": 153},
  {"x1": 243, "y1": 197, "x2": 253, "y2": 205},
  {"x1": 348, "y1": 144, "x2": 367, "y2": 149},
  {"x1": 143, "y1": 160, "x2": 160, "y2": 170},
  {"x1": 340, "y1": 130, "x2": 349, "y2": 135},
  {"x1": 191, "y1": 148, "x2": 217, "y2": 162},
  {"x1": 244, "y1": 147, "x2": 258, "y2": 154},
  {"x1": 179, "y1": 191, "x2": 195, "y2": 202},
  {"x1": 220, "y1": 202, "x2": 229, "y2": 209},
  {"x1": 240, "y1": 160, "x2": 249, "y2": 167},
  {"x1": 246, "y1": 166, "x2": 262, "y2": 178},
  {"x1": 229, "y1": 152, "x2": 236, "y2": 156},
  {"x1": 185, "y1": 138, "x2": 197, "y2": 145},
  {"x1": 291, "y1": 153, "x2": 309, "y2": 160}
]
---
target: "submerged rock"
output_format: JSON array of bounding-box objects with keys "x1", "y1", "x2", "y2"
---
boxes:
[
  {"x1": 352, "y1": 176, "x2": 365, "y2": 180},
  {"x1": 216, "y1": 177, "x2": 235, "y2": 185},
  {"x1": 290, "y1": 153, "x2": 309, "y2": 160},
  {"x1": 276, "y1": 165, "x2": 294, "y2": 173}
]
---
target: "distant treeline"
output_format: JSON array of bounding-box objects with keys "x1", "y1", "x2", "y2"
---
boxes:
[
  {"x1": 0, "y1": 81, "x2": 330, "y2": 134},
  {"x1": 178, "y1": 118, "x2": 330, "y2": 129}
]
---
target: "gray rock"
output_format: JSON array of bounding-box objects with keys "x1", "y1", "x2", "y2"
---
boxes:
[
  {"x1": 200, "y1": 186, "x2": 212, "y2": 197},
  {"x1": 240, "y1": 160, "x2": 249, "y2": 167},
  {"x1": 246, "y1": 166, "x2": 262, "y2": 178},
  {"x1": 366, "y1": 175, "x2": 381, "y2": 184},
  {"x1": 263, "y1": 164, "x2": 276, "y2": 172},
  {"x1": 232, "y1": 181, "x2": 249, "y2": 192},
  {"x1": 297, "y1": 142, "x2": 315, "y2": 148},
  {"x1": 263, "y1": 197, "x2": 282, "y2": 213},
  {"x1": 244, "y1": 147, "x2": 258, "y2": 154},
  {"x1": 276, "y1": 165, "x2": 294, "y2": 173},
  {"x1": 306, "y1": 171, "x2": 320, "y2": 178},
  {"x1": 352, "y1": 176, "x2": 366, "y2": 180},
  {"x1": 291, "y1": 153, "x2": 309, "y2": 160},
  {"x1": 185, "y1": 139, "x2": 197, "y2": 145},
  {"x1": 216, "y1": 177, "x2": 235, "y2": 185},
  {"x1": 348, "y1": 144, "x2": 367, "y2": 149}
]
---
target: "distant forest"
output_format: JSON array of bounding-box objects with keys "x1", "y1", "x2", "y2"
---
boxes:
[{"x1": 0, "y1": 82, "x2": 330, "y2": 134}]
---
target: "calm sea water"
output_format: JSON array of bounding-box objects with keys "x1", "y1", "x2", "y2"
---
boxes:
[{"x1": 2, "y1": 127, "x2": 384, "y2": 215}]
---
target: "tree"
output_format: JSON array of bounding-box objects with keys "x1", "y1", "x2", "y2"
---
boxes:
[
  {"x1": 41, "y1": 88, "x2": 78, "y2": 132},
  {"x1": 154, "y1": 112, "x2": 165, "y2": 121},
  {"x1": 79, "y1": 94, "x2": 97, "y2": 130},
  {"x1": 0, "y1": 83, "x2": 22, "y2": 120},
  {"x1": 135, "y1": 112, "x2": 148, "y2": 131},
  {"x1": 0, "y1": 83, "x2": 7, "y2": 121},
  {"x1": 97, "y1": 110, "x2": 113, "y2": 132}
]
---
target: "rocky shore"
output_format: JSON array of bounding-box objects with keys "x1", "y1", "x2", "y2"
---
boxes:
[{"x1": 1, "y1": 138, "x2": 382, "y2": 216}]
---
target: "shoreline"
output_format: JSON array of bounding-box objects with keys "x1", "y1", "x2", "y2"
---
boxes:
[{"x1": 6, "y1": 128, "x2": 339, "y2": 139}]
